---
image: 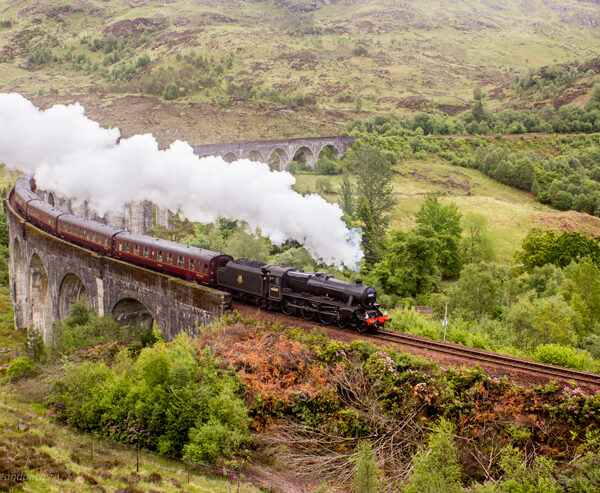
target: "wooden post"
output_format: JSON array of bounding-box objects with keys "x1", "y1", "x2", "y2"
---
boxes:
[{"x1": 136, "y1": 442, "x2": 139, "y2": 472}]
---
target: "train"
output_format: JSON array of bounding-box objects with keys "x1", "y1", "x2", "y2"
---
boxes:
[{"x1": 10, "y1": 176, "x2": 390, "y2": 332}]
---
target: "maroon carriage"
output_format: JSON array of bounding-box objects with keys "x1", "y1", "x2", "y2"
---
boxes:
[
  {"x1": 113, "y1": 231, "x2": 232, "y2": 287},
  {"x1": 56, "y1": 214, "x2": 122, "y2": 255}
]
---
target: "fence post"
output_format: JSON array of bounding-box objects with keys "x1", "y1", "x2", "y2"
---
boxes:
[
  {"x1": 90, "y1": 434, "x2": 93, "y2": 461},
  {"x1": 187, "y1": 461, "x2": 190, "y2": 483},
  {"x1": 136, "y1": 442, "x2": 140, "y2": 473}
]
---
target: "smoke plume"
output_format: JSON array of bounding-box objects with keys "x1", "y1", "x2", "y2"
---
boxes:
[{"x1": 0, "y1": 93, "x2": 363, "y2": 269}]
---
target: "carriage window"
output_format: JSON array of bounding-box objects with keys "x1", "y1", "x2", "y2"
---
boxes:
[
  {"x1": 189, "y1": 259, "x2": 194, "y2": 270},
  {"x1": 104, "y1": 237, "x2": 108, "y2": 246},
  {"x1": 133, "y1": 244, "x2": 139, "y2": 254},
  {"x1": 125, "y1": 242, "x2": 130, "y2": 252},
  {"x1": 151, "y1": 250, "x2": 155, "y2": 257},
  {"x1": 178, "y1": 256, "x2": 184, "y2": 267},
  {"x1": 143, "y1": 246, "x2": 149, "y2": 257},
  {"x1": 157, "y1": 250, "x2": 163, "y2": 262},
  {"x1": 92, "y1": 233, "x2": 96, "y2": 242},
  {"x1": 203, "y1": 263, "x2": 208, "y2": 273},
  {"x1": 166, "y1": 253, "x2": 172, "y2": 264},
  {"x1": 119, "y1": 242, "x2": 123, "y2": 251}
]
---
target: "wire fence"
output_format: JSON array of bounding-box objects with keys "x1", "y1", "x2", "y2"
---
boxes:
[{"x1": 0, "y1": 397, "x2": 273, "y2": 492}]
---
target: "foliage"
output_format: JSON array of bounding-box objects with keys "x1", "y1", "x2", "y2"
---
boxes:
[
  {"x1": 498, "y1": 445, "x2": 561, "y2": 493},
  {"x1": 7, "y1": 356, "x2": 37, "y2": 380},
  {"x1": 52, "y1": 303, "x2": 157, "y2": 356},
  {"x1": 353, "y1": 440, "x2": 380, "y2": 493},
  {"x1": 415, "y1": 194, "x2": 462, "y2": 278},
  {"x1": 460, "y1": 212, "x2": 496, "y2": 264},
  {"x1": 226, "y1": 230, "x2": 270, "y2": 262},
  {"x1": 373, "y1": 228, "x2": 440, "y2": 297},
  {"x1": 356, "y1": 195, "x2": 380, "y2": 268},
  {"x1": 442, "y1": 262, "x2": 511, "y2": 321},
  {"x1": 347, "y1": 145, "x2": 396, "y2": 234},
  {"x1": 49, "y1": 336, "x2": 250, "y2": 462},
  {"x1": 24, "y1": 328, "x2": 45, "y2": 362},
  {"x1": 0, "y1": 207, "x2": 8, "y2": 287},
  {"x1": 338, "y1": 171, "x2": 355, "y2": 218},
  {"x1": 517, "y1": 230, "x2": 600, "y2": 271},
  {"x1": 534, "y1": 344, "x2": 596, "y2": 372},
  {"x1": 163, "y1": 83, "x2": 179, "y2": 100},
  {"x1": 561, "y1": 258, "x2": 600, "y2": 334},
  {"x1": 404, "y1": 419, "x2": 462, "y2": 493}
]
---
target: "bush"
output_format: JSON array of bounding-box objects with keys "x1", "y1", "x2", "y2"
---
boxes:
[
  {"x1": 52, "y1": 302, "x2": 157, "y2": 356},
  {"x1": 7, "y1": 356, "x2": 37, "y2": 380},
  {"x1": 50, "y1": 337, "x2": 249, "y2": 462},
  {"x1": 163, "y1": 83, "x2": 179, "y2": 100},
  {"x1": 534, "y1": 344, "x2": 597, "y2": 371}
]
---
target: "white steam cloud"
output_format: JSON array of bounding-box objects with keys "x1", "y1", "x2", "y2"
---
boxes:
[{"x1": 0, "y1": 93, "x2": 363, "y2": 269}]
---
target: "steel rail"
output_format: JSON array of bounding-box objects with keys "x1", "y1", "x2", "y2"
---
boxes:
[{"x1": 375, "y1": 329, "x2": 600, "y2": 387}]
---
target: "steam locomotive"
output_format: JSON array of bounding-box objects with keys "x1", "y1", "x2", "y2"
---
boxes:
[{"x1": 10, "y1": 176, "x2": 389, "y2": 332}]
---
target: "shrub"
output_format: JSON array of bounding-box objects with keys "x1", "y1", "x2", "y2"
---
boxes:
[
  {"x1": 7, "y1": 356, "x2": 37, "y2": 380},
  {"x1": 534, "y1": 344, "x2": 597, "y2": 371},
  {"x1": 163, "y1": 83, "x2": 179, "y2": 100}
]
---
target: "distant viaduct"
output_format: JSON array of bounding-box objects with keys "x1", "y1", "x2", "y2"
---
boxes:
[{"x1": 192, "y1": 136, "x2": 356, "y2": 170}]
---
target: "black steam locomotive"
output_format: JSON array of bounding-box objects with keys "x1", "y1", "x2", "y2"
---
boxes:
[
  {"x1": 217, "y1": 259, "x2": 389, "y2": 332},
  {"x1": 10, "y1": 176, "x2": 390, "y2": 332}
]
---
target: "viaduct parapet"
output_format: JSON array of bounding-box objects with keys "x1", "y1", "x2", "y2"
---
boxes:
[
  {"x1": 192, "y1": 136, "x2": 356, "y2": 170},
  {"x1": 5, "y1": 197, "x2": 230, "y2": 343}
]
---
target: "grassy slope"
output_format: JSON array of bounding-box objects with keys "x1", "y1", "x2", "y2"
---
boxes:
[
  {"x1": 0, "y1": 399, "x2": 260, "y2": 493},
  {"x1": 0, "y1": 0, "x2": 598, "y2": 142}
]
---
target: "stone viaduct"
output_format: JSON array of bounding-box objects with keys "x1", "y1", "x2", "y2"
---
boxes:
[
  {"x1": 6, "y1": 135, "x2": 354, "y2": 343},
  {"x1": 5, "y1": 194, "x2": 230, "y2": 343},
  {"x1": 192, "y1": 136, "x2": 357, "y2": 170}
]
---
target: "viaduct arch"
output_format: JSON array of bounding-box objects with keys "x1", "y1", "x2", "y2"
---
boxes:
[
  {"x1": 5, "y1": 196, "x2": 230, "y2": 343},
  {"x1": 192, "y1": 136, "x2": 356, "y2": 171}
]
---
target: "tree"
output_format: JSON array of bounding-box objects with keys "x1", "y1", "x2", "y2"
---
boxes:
[
  {"x1": 147, "y1": 214, "x2": 194, "y2": 242},
  {"x1": 416, "y1": 194, "x2": 462, "y2": 237},
  {"x1": 226, "y1": 230, "x2": 270, "y2": 262},
  {"x1": 404, "y1": 419, "x2": 462, "y2": 493},
  {"x1": 445, "y1": 262, "x2": 510, "y2": 321},
  {"x1": 460, "y1": 212, "x2": 495, "y2": 264},
  {"x1": 373, "y1": 228, "x2": 440, "y2": 297},
  {"x1": 339, "y1": 171, "x2": 355, "y2": 218},
  {"x1": 505, "y1": 294, "x2": 577, "y2": 350},
  {"x1": 348, "y1": 146, "x2": 396, "y2": 234},
  {"x1": 416, "y1": 194, "x2": 463, "y2": 278},
  {"x1": 353, "y1": 441, "x2": 380, "y2": 493},
  {"x1": 561, "y1": 258, "x2": 600, "y2": 334},
  {"x1": 356, "y1": 195, "x2": 380, "y2": 268}
]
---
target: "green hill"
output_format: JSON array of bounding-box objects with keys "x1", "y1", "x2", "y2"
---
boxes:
[{"x1": 0, "y1": 0, "x2": 599, "y2": 143}]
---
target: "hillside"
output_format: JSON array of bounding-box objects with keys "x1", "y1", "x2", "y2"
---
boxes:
[{"x1": 0, "y1": 0, "x2": 599, "y2": 143}]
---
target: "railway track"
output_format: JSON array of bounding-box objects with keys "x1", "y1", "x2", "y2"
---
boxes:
[
  {"x1": 376, "y1": 329, "x2": 600, "y2": 388},
  {"x1": 232, "y1": 302, "x2": 600, "y2": 388}
]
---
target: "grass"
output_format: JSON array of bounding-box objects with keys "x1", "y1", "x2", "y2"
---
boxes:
[
  {"x1": 0, "y1": 396, "x2": 261, "y2": 492},
  {"x1": 0, "y1": 285, "x2": 23, "y2": 353},
  {"x1": 0, "y1": 0, "x2": 598, "y2": 141}
]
